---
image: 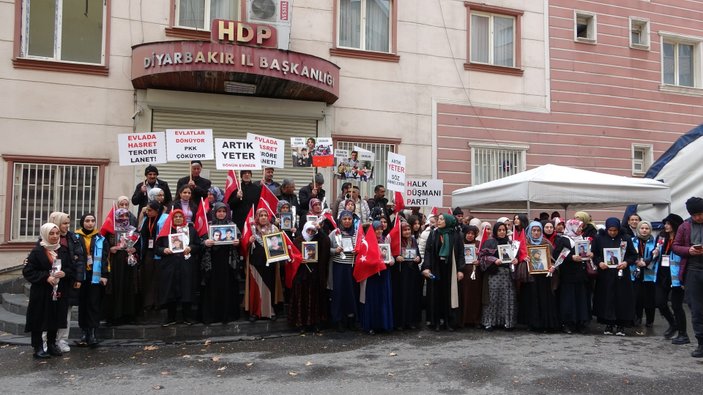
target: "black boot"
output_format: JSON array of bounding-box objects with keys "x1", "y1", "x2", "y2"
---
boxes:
[
  {"x1": 33, "y1": 346, "x2": 50, "y2": 359},
  {"x1": 46, "y1": 343, "x2": 63, "y2": 357},
  {"x1": 87, "y1": 328, "x2": 99, "y2": 348},
  {"x1": 672, "y1": 333, "x2": 690, "y2": 345},
  {"x1": 77, "y1": 329, "x2": 89, "y2": 346},
  {"x1": 692, "y1": 345, "x2": 703, "y2": 358}
]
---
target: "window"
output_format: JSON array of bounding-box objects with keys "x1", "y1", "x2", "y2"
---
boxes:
[
  {"x1": 337, "y1": 0, "x2": 392, "y2": 53},
  {"x1": 663, "y1": 38, "x2": 697, "y2": 88},
  {"x1": 334, "y1": 138, "x2": 397, "y2": 199},
  {"x1": 5, "y1": 156, "x2": 106, "y2": 242},
  {"x1": 470, "y1": 143, "x2": 528, "y2": 185},
  {"x1": 574, "y1": 11, "x2": 596, "y2": 43},
  {"x1": 632, "y1": 144, "x2": 653, "y2": 176},
  {"x1": 19, "y1": 0, "x2": 107, "y2": 65},
  {"x1": 464, "y1": 3, "x2": 523, "y2": 75},
  {"x1": 176, "y1": 0, "x2": 241, "y2": 30},
  {"x1": 630, "y1": 18, "x2": 649, "y2": 49}
]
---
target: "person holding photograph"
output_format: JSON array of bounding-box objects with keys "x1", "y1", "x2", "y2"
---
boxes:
[
  {"x1": 24, "y1": 223, "x2": 75, "y2": 359},
  {"x1": 515, "y1": 221, "x2": 560, "y2": 332},
  {"x1": 423, "y1": 214, "x2": 466, "y2": 331},
  {"x1": 655, "y1": 214, "x2": 689, "y2": 345},
  {"x1": 552, "y1": 219, "x2": 592, "y2": 334},
  {"x1": 156, "y1": 209, "x2": 200, "y2": 326},
  {"x1": 201, "y1": 203, "x2": 241, "y2": 325},
  {"x1": 104, "y1": 208, "x2": 139, "y2": 327},
  {"x1": 276, "y1": 200, "x2": 297, "y2": 238},
  {"x1": 459, "y1": 225, "x2": 483, "y2": 328},
  {"x1": 389, "y1": 220, "x2": 423, "y2": 330},
  {"x1": 479, "y1": 222, "x2": 517, "y2": 331},
  {"x1": 139, "y1": 201, "x2": 164, "y2": 313},
  {"x1": 592, "y1": 218, "x2": 637, "y2": 336},
  {"x1": 330, "y1": 210, "x2": 359, "y2": 331},
  {"x1": 245, "y1": 208, "x2": 283, "y2": 322},
  {"x1": 289, "y1": 222, "x2": 331, "y2": 333},
  {"x1": 631, "y1": 220, "x2": 659, "y2": 334},
  {"x1": 359, "y1": 222, "x2": 394, "y2": 335}
]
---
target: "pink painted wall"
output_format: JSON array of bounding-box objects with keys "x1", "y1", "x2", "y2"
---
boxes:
[{"x1": 438, "y1": 0, "x2": 703, "y2": 221}]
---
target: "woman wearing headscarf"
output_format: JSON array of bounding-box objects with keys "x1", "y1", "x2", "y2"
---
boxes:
[
  {"x1": 574, "y1": 211, "x2": 597, "y2": 239},
  {"x1": 329, "y1": 210, "x2": 359, "y2": 331},
  {"x1": 47, "y1": 211, "x2": 84, "y2": 352},
  {"x1": 138, "y1": 187, "x2": 167, "y2": 227},
  {"x1": 592, "y1": 218, "x2": 637, "y2": 337},
  {"x1": 516, "y1": 221, "x2": 560, "y2": 331},
  {"x1": 553, "y1": 219, "x2": 592, "y2": 334},
  {"x1": 201, "y1": 202, "x2": 241, "y2": 325},
  {"x1": 117, "y1": 195, "x2": 138, "y2": 228},
  {"x1": 358, "y1": 221, "x2": 395, "y2": 335},
  {"x1": 631, "y1": 220, "x2": 659, "y2": 334},
  {"x1": 479, "y1": 221, "x2": 517, "y2": 330},
  {"x1": 655, "y1": 214, "x2": 689, "y2": 344},
  {"x1": 104, "y1": 208, "x2": 139, "y2": 326},
  {"x1": 390, "y1": 220, "x2": 423, "y2": 330},
  {"x1": 156, "y1": 209, "x2": 201, "y2": 326},
  {"x1": 276, "y1": 199, "x2": 297, "y2": 238},
  {"x1": 244, "y1": 208, "x2": 283, "y2": 322},
  {"x1": 289, "y1": 221, "x2": 331, "y2": 333},
  {"x1": 459, "y1": 225, "x2": 483, "y2": 328},
  {"x1": 74, "y1": 213, "x2": 108, "y2": 347},
  {"x1": 542, "y1": 220, "x2": 557, "y2": 247},
  {"x1": 172, "y1": 185, "x2": 199, "y2": 224},
  {"x1": 24, "y1": 223, "x2": 75, "y2": 359},
  {"x1": 422, "y1": 213, "x2": 466, "y2": 331},
  {"x1": 139, "y1": 202, "x2": 163, "y2": 312}
]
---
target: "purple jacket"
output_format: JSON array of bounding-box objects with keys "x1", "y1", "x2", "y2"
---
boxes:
[{"x1": 673, "y1": 219, "x2": 696, "y2": 283}]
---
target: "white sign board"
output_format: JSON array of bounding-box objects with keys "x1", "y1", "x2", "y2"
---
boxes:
[
  {"x1": 215, "y1": 138, "x2": 260, "y2": 170},
  {"x1": 386, "y1": 152, "x2": 406, "y2": 192},
  {"x1": 334, "y1": 149, "x2": 349, "y2": 159},
  {"x1": 405, "y1": 179, "x2": 443, "y2": 207},
  {"x1": 166, "y1": 129, "x2": 214, "y2": 161},
  {"x1": 247, "y1": 133, "x2": 284, "y2": 168},
  {"x1": 353, "y1": 146, "x2": 375, "y2": 161},
  {"x1": 118, "y1": 132, "x2": 166, "y2": 166}
]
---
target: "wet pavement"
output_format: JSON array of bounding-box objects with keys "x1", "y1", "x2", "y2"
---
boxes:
[{"x1": 1, "y1": 323, "x2": 702, "y2": 394}]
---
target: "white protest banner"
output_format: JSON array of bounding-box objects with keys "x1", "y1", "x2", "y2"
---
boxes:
[
  {"x1": 166, "y1": 129, "x2": 214, "y2": 161},
  {"x1": 405, "y1": 179, "x2": 443, "y2": 207},
  {"x1": 386, "y1": 152, "x2": 406, "y2": 192},
  {"x1": 334, "y1": 149, "x2": 349, "y2": 159},
  {"x1": 247, "y1": 133, "x2": 284, "y2": 168},
  {"x1": 118, "y1": 132, "x2": 166, "y2": 166},
  {"x1": 215, "y1": 138, "x2": 260, "y2": 170},
  {"x1": 353, "y1": 146, "x2": 375, "y2": 161}
]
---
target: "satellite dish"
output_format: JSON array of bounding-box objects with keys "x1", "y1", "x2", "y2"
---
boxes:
[{"x1": 251, "y1": 0, "x2": 276, "y2": 20}]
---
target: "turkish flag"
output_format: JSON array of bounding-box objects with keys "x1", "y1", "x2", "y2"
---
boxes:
[
  {"x1": 387, "y1": 214, "x2": 402, "y2": 257},
  {"x1": 238, "y1": 205, "x2": 255, "y2": 256},
  {"x1": 257, "y1": 184, "x2": 279, "y2": 219},
  {"x1": 353, "y1": 225, "x2": 386, "y2": 282},
  {"x1": 430, "y1": 207, "x2": 438, "y2": 216},
  {"x1": 194, "y1": 198, "x2": 210, "y2": 237},
  {"x1": 98, "y1": 205, "x2": 115, "y2": 236},
  {"x1": 321, "y1": 211, "x2": 337, "y2": 229},
  {"x1": 283, "y1": 232, "x2": 303, "y2": 289},
  {"x1": 157, "y1": 210, "x2": 175, "y2": 240},
  {"x1": 393, "y1": 191, "x2": 405, "y2": 214},
  {"x1": 223, "y1": 170, "x2": 239, "y2": 204},
  {"x1": 477, "y1": 224, "x2": 491, "y2": 250}
]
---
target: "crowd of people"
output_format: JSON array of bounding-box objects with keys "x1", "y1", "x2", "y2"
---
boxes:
[{"x1": 22, "y1": 161, "x2": 703, "y2": 362}]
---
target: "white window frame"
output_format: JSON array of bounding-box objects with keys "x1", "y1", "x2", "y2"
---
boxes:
[
  {"x1": 660, "y1": 32, "x2": 702, "y2": 89},
  {"x1": 335, "y1": 140, "x2": 396, "y2": 199},
  {"x1": 629, "y1": 17, "x2": 650, "y2": 50},
  {"x1": 336, "y1": 0, "x2": 393, "y2": 53},
  {"x1": 574, "y1": 11, "x2": 597, "y2": 43},
  {"x1": 631, "y1": 144, "x2": 653, "y2": 176},
  {"x1": 469, "y1": 142, "x2": 528, "y2": 186},
  {"x1": 19, "y1": 0, "x2": 107, "y2": 66},
  {"x1": 469, "y1": 11, "x2": 516, "y2": 68},
  {"x1": 9, "y1": 161, "x2": 101, "y2": 242},
  {"x1": 175, "y1": 0, "x2": 241, "y2": 31}
]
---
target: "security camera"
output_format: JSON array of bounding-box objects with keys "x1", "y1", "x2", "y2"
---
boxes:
[{"x1": 131, "y1": 107, "x2": 143, "y2": 120}]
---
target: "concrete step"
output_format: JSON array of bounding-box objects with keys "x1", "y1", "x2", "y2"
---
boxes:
[{"x1": 2, "y1": 293, "x2": 79, "y2": 320}]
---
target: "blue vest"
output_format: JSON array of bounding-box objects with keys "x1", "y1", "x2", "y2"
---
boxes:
[{"x1": 631, "y1": 236, "x2": 658, "y2": 282}]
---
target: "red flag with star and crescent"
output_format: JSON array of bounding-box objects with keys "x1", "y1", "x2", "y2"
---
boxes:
[
  {"x1": 238, "y1": 205, "x2": 255, "y2": 256},
  {"x1": 223, "y1": 170, "x2": 239, "y2": 204},
  {"x1": 387, "y1": 214, "x2": 402, "y2": 257},
  {"x1": 194, "y1": 198, "x2": 210, "y2": 237},
  {"x1": 283, "y1": 232, "x2": 303, "y2": 289},
  {"x1": 353, "y1": 224, "x2": 386, "y2": 283},
  {"x1": 98, "y1": 205, "x2": 115, "y2": 236},
  {"x1": 257, "y1": 184, "x2": 279, "y2": 219}
]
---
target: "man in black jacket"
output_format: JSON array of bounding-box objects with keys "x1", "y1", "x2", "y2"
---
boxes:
[
  {"x1": 131, "y1": 165, "x2": 172, "y2": 212},
  {"x1": 176, "y1": 160, "x2": 212, "y2": 203},
  {"x1": 228, "y1": 170, "x2": 261, "y2": 231},
  {"x1": 298, "y1": 173, "x2": 326, "y2": 222}
]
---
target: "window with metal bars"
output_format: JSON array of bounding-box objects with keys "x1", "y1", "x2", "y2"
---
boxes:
[
  {"x1": 10, "y1": 162, "x2": 100, "y2": 241},
  {"x1": 335, "y1": 140, "x2": 396, "y2": 200},
  {"x1": 470, "y1": 143, "x2": 527, "y2": 185}
]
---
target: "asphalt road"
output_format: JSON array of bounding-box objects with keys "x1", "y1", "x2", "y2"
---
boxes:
[{"x1": 1, "y1": 323, "x2": 701, "y2": 394}]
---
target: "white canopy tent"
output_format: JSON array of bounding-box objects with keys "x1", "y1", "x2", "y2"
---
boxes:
[{"x1": 451, "y1": 164, "x2": 671, "y2": 213}]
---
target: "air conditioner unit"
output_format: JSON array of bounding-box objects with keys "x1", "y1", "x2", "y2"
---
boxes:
[{"x1": 248, "y1": 0, "x2": 289, "y2": 24}]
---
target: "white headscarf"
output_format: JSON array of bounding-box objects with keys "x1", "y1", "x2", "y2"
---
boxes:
[
  {"x1": 302, "y1": 221, "x2": 317, "y2": 242},
  {"x1": 148, "y1": 187, "x2": 163, "y2": 202},
  {"x1": 39, "y1": 223, "x2": 61, "y2": 255}
]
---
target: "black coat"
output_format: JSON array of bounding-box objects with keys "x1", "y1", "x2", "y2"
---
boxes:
[
  {"x1": 592, "y1": 231, "x2": 637, "y2": 322},
  {"x1": 156, "y1": 224, "x2": 202, "y2": 305},
  {"x1": 131, "y1": 179, "x2": 173, "y2": 212},
  {"x1": 228, "y1": 181, "x2": 261, "y2": 230},
  {"x1": 298, "y1": 183, "x2": 326, "y2": 221},
  {"x1": 176, "y1": 175, "x2": 212, "y2": 203},
  {"x1": 23, "y1": 245, "x2": 76, "y2": 332}
]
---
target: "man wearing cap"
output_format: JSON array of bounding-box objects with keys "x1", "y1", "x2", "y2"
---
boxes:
[
  {"x1": 227, "y1": 170, "x2": 261, "y2": 231},
  {"x1": 176, "y1": 160, "x2": 212, "y2": 203},
  {"x1": 673, "y1": 196, "x2": 703, "y2": 358},
  {"x1": 299, "y1": 173, "x2": 326, "y2": 220},
  {"x1": 255, "y1": 167, "x2": 281, "y2": 193},
  {"x1": 131, "y1": 165, "x2": 173, "y2": 213}
]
